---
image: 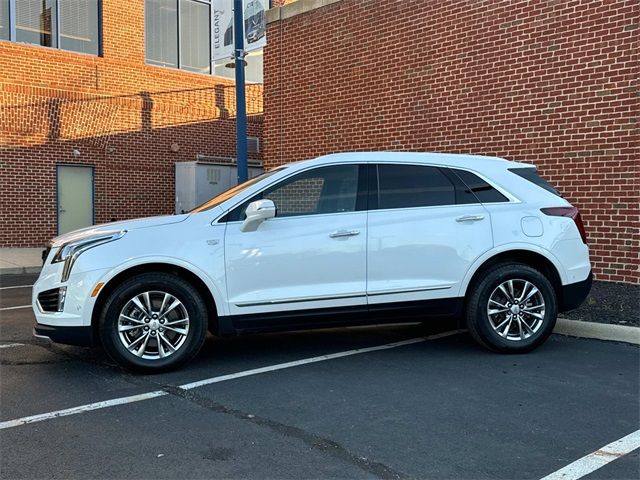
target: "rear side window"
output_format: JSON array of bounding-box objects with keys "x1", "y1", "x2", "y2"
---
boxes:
[
  {"x1": 450, "y1": 169, "x2": 509, "y2": 203},
  {"x1": 509, "y1": 168, "x2": 562, "y2": 197},
  {"x1": 376, "y1": 164, "x2": 455, "y2": 209}
]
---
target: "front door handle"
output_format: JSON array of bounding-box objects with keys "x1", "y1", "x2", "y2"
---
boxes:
[
  {"x1": 456, "y1": 215, "x2": 485, "y2": 222},
  {"x1": 329, "y1": 230, "x2": 360, "y2": 238}
]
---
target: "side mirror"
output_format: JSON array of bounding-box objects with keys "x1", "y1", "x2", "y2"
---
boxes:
[{"x1": 240, "y1": 199, "x2": 276, "y2": 232}]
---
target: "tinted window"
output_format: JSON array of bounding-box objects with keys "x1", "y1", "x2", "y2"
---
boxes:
[
  {"x1": 229, "y1": 165, "x2": 362, "y2": 220},
  {"x1": 145, "y1": 0, "x2": 178, "y2": 68},
  {"x1": 0, "y1": 0, "x2": 9, "y2": 41},
  {"x1": 377, "y1": 164, "x2": 455, "y2": 209},
  {"x1": 59, "y1": 0, "x2": 100, "y2": 55},
  {"x1": 15, "y1": 0, "x2": 56, "y2": 47},
  {"x1": 451, "y1": 169, "x2": 509, "y2": 203},
  {"x1": 509, "y1": 168, "x2": 562, "y2": 197}
]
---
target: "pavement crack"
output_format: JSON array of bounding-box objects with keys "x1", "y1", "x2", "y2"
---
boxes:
[{"x1": 160, "y1": 385, "x2": 409, "y2": 480}]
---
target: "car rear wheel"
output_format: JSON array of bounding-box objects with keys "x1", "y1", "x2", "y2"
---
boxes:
[
  {"x1": 466, "y1": 263, "x2": 557, "y2": 353},
  {"x1": 99, "y1": 273, "x2": 208, "y2": 372}
]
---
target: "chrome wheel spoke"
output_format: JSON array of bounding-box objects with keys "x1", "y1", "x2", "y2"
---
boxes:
[
  {"x1": 493, "y1": 316, "x2": 511, "y2": 331},
  {"x1": 119, "y1": 314, "x2": 145, "y2": 324},
  {"x1": 164, "y1": 318, "x2": 188, "y2": 326},
  {"x1": 523, "y1": 310, "x2": 544, "y2": 320},
  {"x1": 521, "y1": 318, "x2": 535, "y2": 335},
  {"x1": 517, "y1": 317, "x2": 524, "y2": 340},
  {"x1": 159, "y1": 333, "x2": 177, "y2": 353},
  {"x1": 118, "y1": 324, "x2": 144, "y2": 332},
  {"x1": 131, "y1": 296, "x2": 149, "y2": 316},
  {"x1": 489, "y1": 299, "x2": 508, "y2": 309},
  {"x1": 134, "y1": 333, "x2": 151, "y2": 357},
  {"x1": 164, "y1": 325, "x2": 188, "y2": 335},
  {"x1": 498, "y1": 284, "x2": 513, "y2": 302},
  {"x1": 488, "y1": 308, "x2": 509, "y2": 316},
  {"x1": 500, "y1": 317, "x2": 513, "y2": 337}
]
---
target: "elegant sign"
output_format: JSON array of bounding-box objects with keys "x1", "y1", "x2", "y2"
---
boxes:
[{"x1": 212, "y1": 0, "x2": 267, "y2": 61}]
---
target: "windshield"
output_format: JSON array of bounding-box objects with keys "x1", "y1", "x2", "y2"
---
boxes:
[{"x1": 190, "y1": 168, "x2": 284, "y2": 213}]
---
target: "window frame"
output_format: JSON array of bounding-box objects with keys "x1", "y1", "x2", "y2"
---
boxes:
[
  {"x1": 144, "y1": 0, "x2": 213, "y2": 75},
  {"x1": 2, "y1": 0, "x2": 102, "y2": 56},
  {"x1": 221, "y1": 163, "x2": 369, "y2": 223}
]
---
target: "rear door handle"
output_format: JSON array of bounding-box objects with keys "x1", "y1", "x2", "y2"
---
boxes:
[
  {"x1": 329, "y1": 230, "x2": 360, "y2": 238},
  {"x1": 456, "y1": 215, "x2": 485, "y2": 222}
]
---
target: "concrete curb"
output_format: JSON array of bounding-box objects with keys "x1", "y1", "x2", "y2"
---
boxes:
[
  {"x1": 554, "y1": 318, "x2": 640, "y2": 345},
  {"x1": 0, "y1": 266, "x2": 42, "y2": 275}
]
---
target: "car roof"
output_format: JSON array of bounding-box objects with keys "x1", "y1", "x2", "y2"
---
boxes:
[{"x1": 291, "y1": 152, "x2": 531, "y2": 171}]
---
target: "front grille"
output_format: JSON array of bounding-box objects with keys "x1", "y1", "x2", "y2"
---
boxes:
[{"x1": 37, "y1": 287, "x2": 66, "y2": 313}]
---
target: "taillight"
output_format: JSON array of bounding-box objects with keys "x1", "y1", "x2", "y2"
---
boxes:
[{"x1": 541, "y1": 207, "x2": 588, "y2": 244}]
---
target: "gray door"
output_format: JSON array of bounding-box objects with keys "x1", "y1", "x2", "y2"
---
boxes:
[{"x1": 57, "y1": 165, "x2": 94, "y2": 234}]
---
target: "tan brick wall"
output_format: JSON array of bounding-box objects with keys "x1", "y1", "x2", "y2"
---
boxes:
[
  {"x1": 0, "y1": 0, "x2": 263, "y2": 247},
  {"x1": 264, "y1": 0, "x2": 639, "y2": 284}
]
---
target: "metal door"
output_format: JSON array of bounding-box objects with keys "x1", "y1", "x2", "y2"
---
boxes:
[{"x1": 57, "y1": 165, "x2": 94, "y2": 234}]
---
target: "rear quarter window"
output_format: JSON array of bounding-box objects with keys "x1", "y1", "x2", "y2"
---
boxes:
[
  {"x1": 509, "y1": 168, "x2": 562, "y2": 197},
  {"x1": 449, "y1": 169, "x2": 509, "y2": 203}
]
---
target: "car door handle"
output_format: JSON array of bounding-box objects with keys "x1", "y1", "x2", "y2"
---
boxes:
[
  {"x1": 329, "y1": 230, "x2": 360, "y2": 238},
  {"x1": 456, "y1": 215, "x2": 485, "y2": 222}
]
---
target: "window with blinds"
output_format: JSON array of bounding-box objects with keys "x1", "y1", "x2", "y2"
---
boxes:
[
  {"x1": 59, "y1": 0, "x2": 100, "y2": 55},
  {"x1": 145, "y1": 0, "x2": 211, "y2": 74},
  {"x1": 5, "y1": 0, "x2": 100, "y2": 54}
]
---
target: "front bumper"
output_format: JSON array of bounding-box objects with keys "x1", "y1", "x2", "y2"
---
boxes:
[
  {"x1": 560, "y1": 269, "x2": 593, "y2": 312},
  {"x1": 33, "y1": 323, "x2": 94, "y2": 347}
]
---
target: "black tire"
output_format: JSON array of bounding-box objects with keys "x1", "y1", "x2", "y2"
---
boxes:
[
  {"x1": 99, "y1": 272, "x2": 208, "y2": 372},
  {"x1": 465, "y1": 263, "x2": 557, "y2": 353}
]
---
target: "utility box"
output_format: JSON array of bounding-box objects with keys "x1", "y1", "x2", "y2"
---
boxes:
[{"x1": 175, "y1": 159, "x2": 263, "y2": 214}]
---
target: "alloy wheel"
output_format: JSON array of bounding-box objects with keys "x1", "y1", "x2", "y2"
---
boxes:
[
  {"x1": 486, "y1": 279, "x2": 545, "y2": 341},
  {"x1": 117, "y1": 291, "x2": 190, "y2": 360}
]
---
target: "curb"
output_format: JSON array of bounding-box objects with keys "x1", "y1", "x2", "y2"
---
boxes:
[
  {"x1": 0, "y1": 266, "x2": 42, "y2": 275},
  {"x1": 554, "y1": 318, "x2": 640, "y2": 346}
]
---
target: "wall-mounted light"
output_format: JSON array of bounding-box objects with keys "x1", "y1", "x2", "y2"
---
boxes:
[{"x1": 72, "y1": 148, "x2": 81, "y2": 157}]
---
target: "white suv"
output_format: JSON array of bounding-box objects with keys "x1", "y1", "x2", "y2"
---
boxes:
[{"x1": 33, "y1": 153, "x2": 592, "y2": 371}]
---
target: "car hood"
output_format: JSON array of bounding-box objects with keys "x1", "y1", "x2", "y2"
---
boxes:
[{"x1": 50, "y1": 214, "x2": 189, "y2": 247}]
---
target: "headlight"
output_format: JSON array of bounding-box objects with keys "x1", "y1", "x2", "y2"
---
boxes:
[{"x1": 52, "y1": 230, "x2": 126, "y2": 282}]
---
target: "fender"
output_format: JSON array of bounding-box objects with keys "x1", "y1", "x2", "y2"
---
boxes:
[
  {"x1": 87, "y1": 255, "x2": 229, "y2": 320},
  {"x1": 458, "y1": 242, "x2": 568, "y2": 297}
]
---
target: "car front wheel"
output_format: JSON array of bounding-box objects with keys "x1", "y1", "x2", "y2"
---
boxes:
[
  {"x1": 466, "y1": 263, "x2": 558, "y2": 353},
  {"x1": 99, "y1": 273, "x2": 208, "y2": 372}
]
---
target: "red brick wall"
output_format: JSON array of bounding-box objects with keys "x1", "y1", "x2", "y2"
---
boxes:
[
  {"x1": 264, "y1": 0, "x2": 639, "y2": 284},
  {"x1": 0, "y1": 0, "x2": 262, "y2": 247}
]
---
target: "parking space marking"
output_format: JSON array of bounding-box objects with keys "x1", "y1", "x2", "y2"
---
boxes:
[
  {"x1": 540, "y1": 429, "x2": 640, "y2": 480},
  {"x1": 0, "y1": 305, "x2": 31, "y2": 311},
  {"x1": 0, "y1": 343, "x2": 24, "y2": 349},
  {"x1": 0, "y1": 391, "x2": 168, "y2": 430},
  {"x1": 0, "y1": 285, "x2": 33, "y2": 290},
  {"x1": 0, "y1": 330, "x2": 464, "y2": 430}
]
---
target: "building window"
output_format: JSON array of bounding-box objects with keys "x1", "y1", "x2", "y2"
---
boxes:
[
  {"x1": 0, "y1": 0, "x2": 10, "y2": 41},
  {"x1": 1, "y1": 0, "x2": 100, "y2": 55},
  {"x1": 145, "y1": 0, "x2": 211, "y2": 74}
]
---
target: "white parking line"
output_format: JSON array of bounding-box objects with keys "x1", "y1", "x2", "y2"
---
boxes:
[
  {"x1": 0, "y1": 305, "x2": 31, "y2": 312},
  {"x1": 539, "y1": 429, "x2": 640, "y2": 480},
  {"x1": 0, "y1": 330, "x2": 464, "y2": 430},
  {"x1": 0, "y1": 285, "x2": 33, "y2": 290},
  {"x1": 0, "y1": 343, "x2": 24, "y2": 349}
]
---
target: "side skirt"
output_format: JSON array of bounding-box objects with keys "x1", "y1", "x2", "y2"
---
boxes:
[{"x1": 217, "y1": 297, "x2": 464, "y2": 336}]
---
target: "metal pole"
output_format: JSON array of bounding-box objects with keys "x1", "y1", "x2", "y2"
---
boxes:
[{"x1": 233, "y1": 0, "x2": 248, "y2": 184}]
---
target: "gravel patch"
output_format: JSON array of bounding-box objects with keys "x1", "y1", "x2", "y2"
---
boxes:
[{"x1": 562, "y1": 280, "x2": 639, "y2": 327}]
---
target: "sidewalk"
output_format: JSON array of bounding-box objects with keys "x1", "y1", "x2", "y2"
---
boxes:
[{"x1": 0, "y1": 248, "x2": 42, "y2": 274}]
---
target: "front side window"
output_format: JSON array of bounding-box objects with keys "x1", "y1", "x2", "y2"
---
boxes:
[
  {"x1": 145, "y1": 0, "x2": 211, "y2": 74},
  {"x1": 4, "y1": 0, "x2": 100, "y2": 54},
  {"x1": 228, "y1": 165, "x2": 363, "y2": 221},
  {"x1": 376, "y1": 164, "x2": 455, "y2": 209}
]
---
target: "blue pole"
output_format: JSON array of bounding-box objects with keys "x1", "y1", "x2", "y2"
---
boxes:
[{"x1": 233, "y1": 0, "x2": 248, "y2": 184}]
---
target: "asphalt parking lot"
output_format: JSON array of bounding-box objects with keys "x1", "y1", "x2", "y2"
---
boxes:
[{"x1": 1, "y1": 273, "x2": 639, "y2": 479}]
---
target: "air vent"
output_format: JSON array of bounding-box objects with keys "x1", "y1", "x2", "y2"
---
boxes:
[
  {"x1": 37, "y1": 287, "x2": 67, "y2": 313},
  {"x1": 247, "y1": 136, "x2": 260, "y2": 153}
]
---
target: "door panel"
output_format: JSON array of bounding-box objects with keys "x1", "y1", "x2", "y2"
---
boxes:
[
  {"x1": 367, "y1": 204, "x2": 493, "y2": 304},
  {"x1": 224, "y1": 212, "x2": 367, "y2": 315},
  {"x1": 57, "y1": 165, "x2": 94, "y2": 234}
]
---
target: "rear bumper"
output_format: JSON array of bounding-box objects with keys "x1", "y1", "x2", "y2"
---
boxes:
[
  {"x1": 33, "y1": 323, "x2": 94, "y2": 347},
  {"x1": 560, "y1": 270, "x2": 593, "y2": 312}
]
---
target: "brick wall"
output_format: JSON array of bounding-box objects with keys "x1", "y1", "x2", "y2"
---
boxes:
[
  {"x1": 264, "y1": 0, "x2": 639, "y2": 284},
  {"x1": 0, "y1": 0, "x2": 262, "y2": 247}
]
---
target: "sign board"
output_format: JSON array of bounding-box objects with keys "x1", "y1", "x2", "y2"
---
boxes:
[{"x1": 212, "y1": 0, "x2": 267, "y2": 61}]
